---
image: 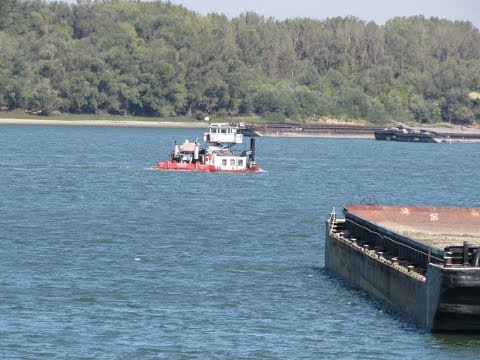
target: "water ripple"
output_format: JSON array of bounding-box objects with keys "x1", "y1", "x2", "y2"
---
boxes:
[{"x1": 1, "y1": 126, "x2": 479, "y2": 358}]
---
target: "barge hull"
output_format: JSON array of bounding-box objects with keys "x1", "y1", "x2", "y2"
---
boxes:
[
  {"x1": 325, "y1": 220, "x2": 429, "y2": 327},
  {"x1": 325, "y1": 205, "x2": 480, "y2": 332}
]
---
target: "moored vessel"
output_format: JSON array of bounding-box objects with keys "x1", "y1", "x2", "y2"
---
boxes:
[
  {"x1": 157, "y1": 123, "x2": 260, "y2": 172},
  {"x1": 325, "y1": 204, "x2": 480, "y2": 331},
  {"x1": 374, "y1": 124, "x2": 439, "y2": 142},
  {"x1": 374, "y1": 123, "x2": 480, "y2": 143}
]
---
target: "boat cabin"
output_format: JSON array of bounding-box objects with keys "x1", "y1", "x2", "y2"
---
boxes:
[
  {"x1": 204, "y1": 123, "x2": 243, "y2": 145},
  {"x1": 211, "y1": 155, "x2": 248, "y2": 171}
]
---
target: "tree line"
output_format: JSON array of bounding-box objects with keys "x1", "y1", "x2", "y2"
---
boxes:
[{"x1": 0, "y1": 0, "x2": 479, "y2": 124}]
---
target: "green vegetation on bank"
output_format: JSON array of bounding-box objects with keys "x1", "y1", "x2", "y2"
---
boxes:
[
  {"x1": 0, "y1": 110, "x2": 193, "y2": 122},
  {"x1": 0, "y1": 0, "x2": 479, "y2": 125}
]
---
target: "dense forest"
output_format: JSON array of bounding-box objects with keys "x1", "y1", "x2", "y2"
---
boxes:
[{"x1": 0, "y1": 0, "x2": 479, "y2": 124}]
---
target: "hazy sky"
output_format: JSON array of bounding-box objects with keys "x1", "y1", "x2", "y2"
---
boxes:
[{"x1": 60, "y1": 0, "x2": 480, "y2": 28}]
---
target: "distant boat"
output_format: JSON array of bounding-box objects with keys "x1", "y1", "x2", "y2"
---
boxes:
[
  {"x1": 156, "y1": 123, "x2": 260, "y2": 173},
  {"x1": 374, "y1": 124, "x2": 439, "y2": 143},
  {"x1": 375, "y1": 123, "x2": 480, "y2": 143}
]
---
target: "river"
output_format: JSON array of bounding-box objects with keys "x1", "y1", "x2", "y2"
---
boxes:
[{"x1": 1, "y1": 125, "x2": 479, "y2": 358}]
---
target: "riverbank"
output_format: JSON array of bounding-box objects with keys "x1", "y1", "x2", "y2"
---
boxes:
[
  {"x1": 0, "y1": 118, "x2": 208, "y2": 128},
  {"x1": 258, "y1": 132, "x2": 374, "y2": 139},
  {"x1": 0, "y1": 118, "x2": 376, "y2": 139},
  {"x1": 3, "y1": 118, "x2": 478, "y2": 141},
  {"x1": 250, "y1": 122, "x2": 380, "y2": 139}
]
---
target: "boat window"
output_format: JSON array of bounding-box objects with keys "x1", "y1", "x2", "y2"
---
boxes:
[
  {"x1": 238, "y1": 159, "x2": 243, "y2": 166},
  {"x1": 222, "y1": 159, "x2": 227, "y2": 166},
  {"x1": 230, "y1": 159, "x2": 235, "y2": 166}
]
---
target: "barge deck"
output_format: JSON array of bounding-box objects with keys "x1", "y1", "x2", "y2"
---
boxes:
[{"x1": 325, "y1": 205, "x2": 480, "y2": 332}]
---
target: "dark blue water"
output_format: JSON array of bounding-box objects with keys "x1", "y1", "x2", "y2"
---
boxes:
[{"x1": 1, "y1": 125, "x2": 479, "y2": 359}]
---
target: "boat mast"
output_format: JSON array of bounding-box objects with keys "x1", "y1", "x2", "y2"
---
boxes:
[{"x1": 250, "y1": 138, "x2": 255, "y2": 162}]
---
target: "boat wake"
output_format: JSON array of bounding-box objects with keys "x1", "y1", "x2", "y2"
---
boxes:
[
  {"x1": 56, "y1": 164, "x2": 160, "y2": 173},
  {"x1": 142, "y1": 166, "x2": 158, "y2": 171}
]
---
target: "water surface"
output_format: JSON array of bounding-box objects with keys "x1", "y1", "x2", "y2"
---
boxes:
[{"x1": 1, "y1": 125, "x2": 479, "y2": 358}]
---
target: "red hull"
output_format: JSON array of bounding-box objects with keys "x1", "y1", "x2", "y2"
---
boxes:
[{"x1": 157, "y1": 161, "x2": 260, "y2": 173}]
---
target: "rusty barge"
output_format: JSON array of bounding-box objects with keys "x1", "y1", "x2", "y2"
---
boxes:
[
  {"x1": 374, "y1": 124, "x2": 480, "y2": 143},
  {"x1": 325, "y1": 205, "x2": 480, "y2": 332}
]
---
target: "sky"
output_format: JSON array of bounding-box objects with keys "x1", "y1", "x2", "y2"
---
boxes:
[{"x1": 60, "y1": 0, "x2": 480, "y2": 29}]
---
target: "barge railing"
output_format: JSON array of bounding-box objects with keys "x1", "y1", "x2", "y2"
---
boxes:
[
  {"x1": 338, "y1": 207, "x2": 480, "y2": 271},
  {"x1": 344, "y1": 217, "x2": 444, "y2": 272}
]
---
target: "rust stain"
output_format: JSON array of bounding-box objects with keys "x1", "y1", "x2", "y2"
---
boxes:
[{"x1": 344, "y1": 205, "x2": 480, "y2": 247}]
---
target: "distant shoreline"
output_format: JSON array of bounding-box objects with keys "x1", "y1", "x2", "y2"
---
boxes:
[
  {"x1": 0, "y1": 118, "x2": 375, "y2": 139},
  {"x1": 4, "y1": 118, "x2": 479, "y2": 140},
  {"x1": 0, "y1": 118, "x2": 207, "y2": 128},
  {"x1": 255, "y1": 131, "x2": 374, "y2": 139}
]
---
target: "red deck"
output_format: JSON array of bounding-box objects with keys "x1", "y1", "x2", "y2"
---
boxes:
[{"x1": 157, "y1": 161, "x2": 260, "y2": 173}]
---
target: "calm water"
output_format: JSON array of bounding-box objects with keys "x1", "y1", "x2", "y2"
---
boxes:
[{"x1": 1, "y1": 125, "x2": 479, "y2": 359}]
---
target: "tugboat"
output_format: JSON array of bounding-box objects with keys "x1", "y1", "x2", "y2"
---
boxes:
[{"x1": 156, "y1": 123, "x2": 260, "y2": 172}]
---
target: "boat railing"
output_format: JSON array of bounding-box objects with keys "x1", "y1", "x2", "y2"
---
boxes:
[{"x1": 344, "y1": 217, "x2": 444, "y2": 271}]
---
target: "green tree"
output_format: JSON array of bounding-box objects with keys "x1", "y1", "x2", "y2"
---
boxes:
[{"x1": 0, "y1": 0, "x2": 479, "y2": 124}]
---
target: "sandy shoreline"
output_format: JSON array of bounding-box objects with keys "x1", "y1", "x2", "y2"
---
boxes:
[
  {"x1": 2, "y1": 118, "x2": 478, "y2": 138},
  {"x1": 0, "y1": 118, "x2": 375, "y2": 139},
  {"x1": 258, "y1": 132, "x2": 374, "y2": 139},
  {"x1": 0, "y1": 118, "x2": 208, "y2": 128}
]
